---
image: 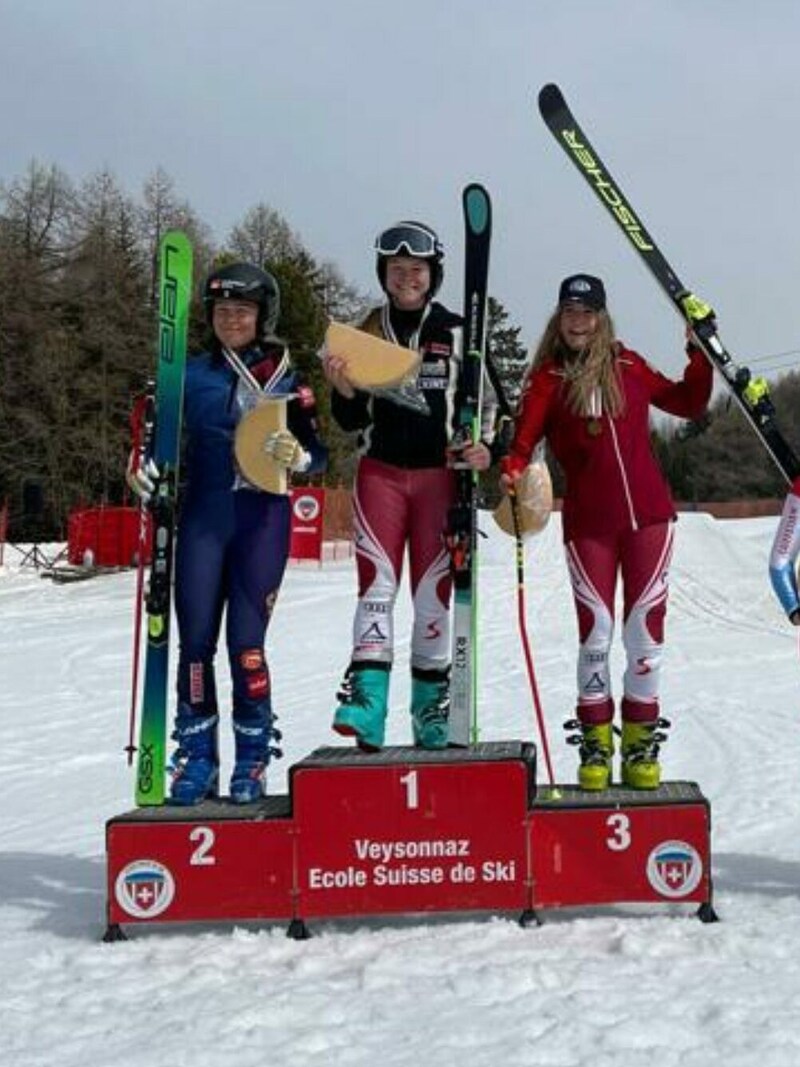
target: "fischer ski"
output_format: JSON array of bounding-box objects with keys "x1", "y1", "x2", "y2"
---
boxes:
[
  {"x1": 447, "y1": 183, "x2": 492, "y2": 747},
  {"x1": 538, "y1": 82, "x2": 800, "y2": 483},
  {"x1": 135, "y1": 230, "x2": 193, "y2": 806}
]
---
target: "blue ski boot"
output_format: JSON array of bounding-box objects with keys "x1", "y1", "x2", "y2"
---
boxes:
[
  {"x1": 230, "y1": 709, "x2": 283, "y2": 804},
  {"x1": 410, "y1": 668, "x2": 450, "y2": 749},
  {"x1": 332, "y1": 663, "x2": 390, "y2": 751},
  {"x1": 169, "y1": 707, "x2": 219, "y2": 805}
]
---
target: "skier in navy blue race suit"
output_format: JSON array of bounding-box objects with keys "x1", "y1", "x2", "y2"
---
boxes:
[{"x1": 127, "y1": 263, "x2": 327, "y2": 804}]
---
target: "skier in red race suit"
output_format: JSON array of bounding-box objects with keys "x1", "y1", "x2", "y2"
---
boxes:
[
  {"x1": 127, "y1": 263, "x2": 327, "y2": 805},
  {"x1": 501, "y1": 274, "x2": 713, "y2": 790},
  {"x1": 322, "y1": 221, "x2": 495, "y2": 752}
]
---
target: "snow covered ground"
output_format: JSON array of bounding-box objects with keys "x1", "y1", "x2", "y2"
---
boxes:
[{"x1": 2, "y1": 512, "x2": 800, "y2": 1067}]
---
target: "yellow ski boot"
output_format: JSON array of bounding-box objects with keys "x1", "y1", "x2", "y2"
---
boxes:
[
  {"x1": 621, "y1": 719, "x2": 670, "y2": 790},
  {"x1": 565, "y1": 720, "x2": 614, "y2": 791}
]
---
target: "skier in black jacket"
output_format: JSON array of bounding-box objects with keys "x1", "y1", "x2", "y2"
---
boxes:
[{"x1": 323, "y1": 221, "x2": 493, "y2": 751}]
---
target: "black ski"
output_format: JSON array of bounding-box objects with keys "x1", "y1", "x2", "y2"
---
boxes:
[
  {"x1": 538, "y1": 82, "x2": 800, "y2": 484},
  {"x1": 447, "y1": 182, "x2": 492, "y2": 746}
]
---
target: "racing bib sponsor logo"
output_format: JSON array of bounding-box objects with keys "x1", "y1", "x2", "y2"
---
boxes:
[
  {"x1": 246, "y1": 671, "x2": 269, "y2": 698},
  {"x1": 583, "y1": 671, "x2": 607, "y2": 694},
  {"x1": 240, "y1": 649, "x2": 264, "y2": 671},
  {"x1": 359, "y1": 622, "x2": 387, "y2": 643},
  {"x1": 189, "y1": 662, "x2": 204, "y2": 703}
]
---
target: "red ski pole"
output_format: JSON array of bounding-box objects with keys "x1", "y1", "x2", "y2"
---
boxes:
[
  {"x1": 508, "y1": 483, "x2": 559, "y2": 793},
  {"x1": 125, "y1": 385, "x2": 155, "y2": 765}
]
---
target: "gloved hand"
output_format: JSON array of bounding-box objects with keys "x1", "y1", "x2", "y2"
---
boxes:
[
  {"x1": 499, "y1": 453, "x2": 527, "y2": 488},
  {"x1": 264, "y1": 429, "x2": 311, "y2": 472},
  {"x1": 126, "y1": 450, "x2": 160, "y2": 504}
]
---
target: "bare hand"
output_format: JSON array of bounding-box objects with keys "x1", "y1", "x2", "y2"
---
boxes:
[
  {"x1": 460, "y1": 442, "x2": 491, "y2": 472},
  {"x1": 322, "y1": 353, "x2": 356, "y2": 399}
]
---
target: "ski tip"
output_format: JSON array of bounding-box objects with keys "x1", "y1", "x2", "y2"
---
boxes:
[
  {"x1": 462, "y1": 180, "x2": 489, "y2": 200},
  {"x1": 462, "y1": 184, "x2": 491, "y2": 233},
  {"x1": 537, "y1": 83, "x2": 565, "y2": 116},
  {"x1": 161, "y1": 229, "x2": 193, "y2": 259}
]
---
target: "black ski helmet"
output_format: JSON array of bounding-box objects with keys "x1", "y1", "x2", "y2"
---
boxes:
[
  {"x1": 374, "y1": 220, "x2": 444, "y2": 297},
  {"x1": 203, "y1": 262, "x2": 281, "y2": 338}
]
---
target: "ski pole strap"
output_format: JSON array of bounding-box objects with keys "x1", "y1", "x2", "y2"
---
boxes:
[
  {"x1": 142, "y1": 386, "x2": 156, "y2": 450},
  {"x1": 130, "y1": 383, "x2": 156, "y2": 458}
]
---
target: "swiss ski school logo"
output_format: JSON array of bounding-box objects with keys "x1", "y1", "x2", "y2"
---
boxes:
[
  {"x1": 293, "y1": 494, "x2": 320, "y2": 522},
  {"x1": 115, "y1": 859, "x2": 176, "y2": 918},
  {"x1": 646, "y1": 840, "x2": 703, "y2": 898}
]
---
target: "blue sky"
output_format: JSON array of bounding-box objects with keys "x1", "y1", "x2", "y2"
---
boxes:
[{"x1": 2, "y1": 0, "x2": 799, "y2": 378}]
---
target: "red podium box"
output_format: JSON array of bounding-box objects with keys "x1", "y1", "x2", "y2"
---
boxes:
[
  {"x1": 290, "y1": 743, "x2": 535, "y2": 920},
  {"x1": 106, "y1": 796, "x2": 294, "y2": 930},
  {"x1": 530, "y1": 782, "x2": 712, "y2": 912},
  {"x1": 104, "y1": 743, "x2": 716, "y2": 939}
]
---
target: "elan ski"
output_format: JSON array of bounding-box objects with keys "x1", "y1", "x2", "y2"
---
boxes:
[
  {"x1": 447, "y1": 183, "x2": 492, "y2": 746},
  {"x1": 135, "y1": 231, "x2": 193, "y2": 806},
  {"x1": 538, "y1": 82, "x2": 800, "y2": 483}
]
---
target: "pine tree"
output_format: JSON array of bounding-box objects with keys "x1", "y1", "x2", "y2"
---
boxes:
[{"x1": 487, "y1": 297, "x2": 528, "y2": 411}]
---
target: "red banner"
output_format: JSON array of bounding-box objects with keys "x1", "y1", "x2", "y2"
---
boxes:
[
  {"x1": 67, "y1": 506, "x2": 151, "y2": 567},
  {"x1": 289, "y1": 487, "x2": 325, "y2": 563}
]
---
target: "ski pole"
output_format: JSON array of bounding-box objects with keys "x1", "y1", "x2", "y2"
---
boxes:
[
  {"x1": 125, "y1": 385, "x2": 155, "y2": 765},
  {"x1": 508, "y1": 483, "x2": 558, "y2": 791}
]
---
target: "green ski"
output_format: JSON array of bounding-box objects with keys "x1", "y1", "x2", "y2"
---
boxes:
[{"x1": 135, "y1": 231, "x2": 193, "y2": 806}]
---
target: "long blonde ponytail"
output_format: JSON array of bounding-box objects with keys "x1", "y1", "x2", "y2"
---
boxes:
[{"x1": 525, "y1": 308, "x2": 624, "y2": 418}]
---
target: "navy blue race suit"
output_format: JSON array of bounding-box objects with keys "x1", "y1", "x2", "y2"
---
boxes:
[{"x1": 174, "y1": 343, "x2": 326, "y2": 731}]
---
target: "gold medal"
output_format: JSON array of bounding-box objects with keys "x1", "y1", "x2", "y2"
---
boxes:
[{"x1": 587, "y1": 418, "x2": 603, "y2": 437}]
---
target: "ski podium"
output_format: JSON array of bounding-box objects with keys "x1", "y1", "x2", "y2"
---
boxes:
[
  {"x1": 106, "y1": 191, "x2": 716, "y2": 941},
  {"x1": 105, "y1": 742, "x2": 715, "y2": 940}
]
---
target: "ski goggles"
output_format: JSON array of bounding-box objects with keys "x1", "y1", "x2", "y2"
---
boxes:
[{"x1": 375, "y1": 223, "x2": 440, "y2": 258}]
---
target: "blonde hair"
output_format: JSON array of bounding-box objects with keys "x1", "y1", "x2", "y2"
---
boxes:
[{"x1": 526, "y1": 306, "x2": 624, "y2": 418}]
